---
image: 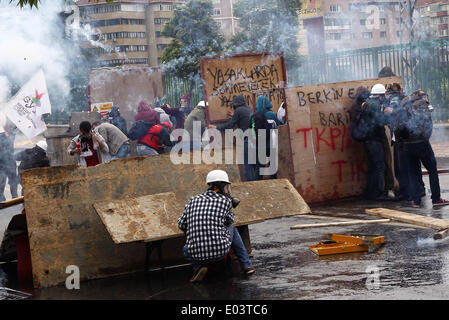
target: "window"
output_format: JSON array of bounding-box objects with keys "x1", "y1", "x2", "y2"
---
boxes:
[
  {"x1": 154, "y1": 18, "x2": 170, "y2": 24},
  {"x1": 213, "y1": 8, "x2": 221, "y2": 16},
  {"x1": 380, "y1": 31, "x2": 387, "y2": 38},
  {"x1": 155, "y1": 31, "x2": 162, "y2": 37},
  {"x1": 157, "y1": 44, "x2": 168, "y2": 51},
  {"x1": 329, "y1": 4, "x2": 341, "y2": 12},
  {"x1": 439, "y1": 16, "x2": 448, "y2": 24},
  {"x1": 360, "y1": 19, "x2": 366, "y2": 26},
  {"x1": 362, "y1": 32, "x2": 373, "y2": 39},
  {"x1": 326, "y1": 33, "x2": 342, "y2": 40},
  {"x1": 380, "y1": 18, "x2": 386, "y2": 25},
  {"x1": 440, "y1": 29, "x2": 448, "y2": 37}
]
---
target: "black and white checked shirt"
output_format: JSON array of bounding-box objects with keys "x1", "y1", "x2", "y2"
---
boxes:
[{"x1": 178, "y1": 190, "x2": 234, "y2": 261}]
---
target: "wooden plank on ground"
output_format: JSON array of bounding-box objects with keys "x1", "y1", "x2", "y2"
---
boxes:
[
  {"x1": 290, "y1": 219, "x2": 390, "y2": 230},
  {"x1": 365, "y1": 208, "x2": 449, "y2": 230},
  {"x1": 94, "y1": 179, "x2": 311, "y2": 244}
]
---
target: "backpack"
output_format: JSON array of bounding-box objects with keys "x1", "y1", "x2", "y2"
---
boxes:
[
  {"x1": 128, "y1": 120, "x2": 156, "y2": 140},
  {"x1": 405, "y1": 97, "x2": 433, "y2": 140},
  {"x1": 350, "y1": 111, "x2": 369, "y2": 142}
]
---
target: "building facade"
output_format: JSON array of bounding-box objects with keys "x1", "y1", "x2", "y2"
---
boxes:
[
  {"x1": 417, "y1": 0, "x2": 449, "y2": 40},
  {"x1": 75, "y1": 0, "x2": 238, "y2": 68},
  {"x1": 298, "y1": 0, "x2": 410, "y2": 55}
]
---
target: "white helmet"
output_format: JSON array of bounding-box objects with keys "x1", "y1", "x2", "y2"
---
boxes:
[
  {"x1": 206, "y1": 170, "x2": 231, "y2": 185},
  {"x1": 371, "y1": 83, "x2": 386, "y2": 95},
  {"x1": 36, "y1": 140, "x2": 48, "y2": 152}
]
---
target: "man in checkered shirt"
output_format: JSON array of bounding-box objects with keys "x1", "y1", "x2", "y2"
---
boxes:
[{"x1": 178, "y1": 169, "x2": 255, "y2": 282}]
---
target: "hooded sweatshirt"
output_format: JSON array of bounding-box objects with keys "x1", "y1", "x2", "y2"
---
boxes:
[
  {"x1": 108, "y1": 106, "x2": 127, "y2": 136},
  {"x1": 216, "y1": 95, "x2": 252, "y2": 132},
  {"x1": 255, "y1": 96, "x2": 280, "y2": 126},
  {"x1": 135, "y1": 101, "x2": 159, "y2": 123}
]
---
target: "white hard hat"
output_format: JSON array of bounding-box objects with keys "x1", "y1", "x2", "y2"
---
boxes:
[
  {"x1": 371, "y1": 83, "x2": 386, "y2": 95},
  {"x1": 36, "y1": 140, "x2": 48, "y2": 152},
  {"x1": 206, "y1": 169, "x2": 231, "y2": 185},
  {"x1": 197, "y1": 101, "x2": 207, "y2": 107}
]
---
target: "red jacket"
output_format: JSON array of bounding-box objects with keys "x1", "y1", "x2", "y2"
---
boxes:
[{"x1": 138, "y1": 123, "x2": 172, "y2": 150}]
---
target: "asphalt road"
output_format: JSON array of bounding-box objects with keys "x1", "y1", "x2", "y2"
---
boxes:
[{"x1": 2, "y1": 174, "x2": 449, "y2": 300}]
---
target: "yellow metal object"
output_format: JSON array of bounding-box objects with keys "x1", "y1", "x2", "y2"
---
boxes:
[{"x1": 309, "y1": 234, "x2": 385, "y2": 256}]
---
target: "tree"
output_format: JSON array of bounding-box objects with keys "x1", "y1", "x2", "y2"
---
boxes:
[
  {"x1": 160, "y1": 0, "x2": 225, "y2": 100},
  {"x1": 227, "y1": 0, "x2": 302, "y2": 71}
]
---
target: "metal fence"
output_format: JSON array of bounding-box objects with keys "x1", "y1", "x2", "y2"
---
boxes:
[
  {"x1": 163, "y1": 75, "x2": 204, "y2": 109},
  {"x1": 289, "y1": 39, "x2": 449, "y2": 121},
  {"x1": 47, "y1": 39, "x2": 449, "y2": 124}
]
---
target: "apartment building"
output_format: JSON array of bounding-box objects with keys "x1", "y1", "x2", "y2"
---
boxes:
[
  {"x1": 417, "y1": 0, "x2": 449, "y2": 39},
  {"x1": 299, "y1": 0, "x2": 410, "y2": 55},
  {"x1": 76, "y1": 0, "x2": 238, "y2": 68},
  {"x1": 77, "y1": 0, "x2": 150, "y2": 67}
]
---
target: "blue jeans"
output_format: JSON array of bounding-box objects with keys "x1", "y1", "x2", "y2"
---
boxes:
[
  {"x1": 183, "y1": 226, "x2": 253, "y2": 273},
  {"x1": 404, "y1": 140, "x2": 440, "y2": 204},
  {"x1": 363, "y1": 140, "x2": 385, "y2": 200},
  {"x1": 137, "y1": 144, "x2": 159, "y2": 156},
  {"x1": 112, "y1": 143, "x2": 130, "y2": 159}
]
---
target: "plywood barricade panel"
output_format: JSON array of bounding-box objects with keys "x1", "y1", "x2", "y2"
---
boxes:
[
  {"x1": 21, "y1": 152, "x2": 242, "y2": 288},
  {"x1": 284, "y1": 76, "x2": 402, "y2": 203},
  {"x1": 200, "y1": 52, "x2": 287, "y2": 123},
  {"x1": 93, "y1": 179, "x2": 311, "y2": 245},
  {"x1": 88, "y1": 67, "x2": 164, "y2": 128}
]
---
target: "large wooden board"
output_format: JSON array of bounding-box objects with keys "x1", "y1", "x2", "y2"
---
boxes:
[
  {"x1": 89, "y1": 67, "x2": 164, "y2": 129},
  {"x1": 94, "y1": 179, "x2": 311, "y2": 244},
  {"x1": 285, "y1": 76, "x2": 402, "y2": 203},
  {"x1": 366, "y1": 208, "x2": 449, "y2": 230},
  {"x1": 200, "y1": 52, "x2": 287, "y2": 123},
  {"x1": 21, "y1": 153, "x2": 242, "y2": 288}
]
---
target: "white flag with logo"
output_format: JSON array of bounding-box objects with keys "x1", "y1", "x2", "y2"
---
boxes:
[{"x1": 3, "y1": 69, "x2": 51, "y2": 139}]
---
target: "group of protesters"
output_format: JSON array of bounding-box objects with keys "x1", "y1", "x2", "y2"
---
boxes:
[
  {"x1": 67, "y1": 93, "x2": 284, "y2": 185},
  {"x1": 350, "y1": 67, "x2": 449, "y2": 208}
]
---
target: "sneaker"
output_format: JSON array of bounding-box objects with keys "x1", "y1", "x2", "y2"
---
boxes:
[
  {"x1": 411, "y1": 201, "x2": 421, "y2": 208},
  {"x1": 244, "y1": 267, "x2": 255, "y2": 276},
  {"x1": 387, "y1": 190, "x2": 396, "y2": 198},
  {"x1": 432, "y1": 199, "x2": 449, "y2": 207},
  {"x1": 190, "y1": 266, "x2": 208, "y2": 283}
]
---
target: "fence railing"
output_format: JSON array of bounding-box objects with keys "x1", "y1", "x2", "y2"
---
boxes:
[
  {"x1": 289, "y1": 39, "x2": 449, "y2": 121},
  {"x1": 48, "y1": 39, "x2": 449, "y2": 124}
]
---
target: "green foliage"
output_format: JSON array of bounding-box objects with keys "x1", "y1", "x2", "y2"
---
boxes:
[
  {"x1": 160, "y1": 0, "x2": 225, "y2": 79},
  {"x1": 227, "y1": 0, "x2": 302, "y2": 69}
]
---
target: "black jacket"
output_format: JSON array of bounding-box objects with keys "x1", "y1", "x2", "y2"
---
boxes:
[
  {"x1": 217, "y1": 96, "x2": 252, "y2": 132},
  {"x1": 361, "y1": 97, "x2": 387, "y2": 142},
  {"x1": 15, "y1": 146, "x2": 50, "y2": 171}
]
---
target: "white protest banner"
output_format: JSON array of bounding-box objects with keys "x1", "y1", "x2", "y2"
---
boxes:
[{"x1": 4, "y1": 69, "x2": 51, "y2": 139}]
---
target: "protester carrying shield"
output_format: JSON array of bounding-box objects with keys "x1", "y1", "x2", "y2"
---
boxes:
[
  {"x1": 67, "y1": 121, "x2": 110, "y2": 167},
  {"x1": 359, "y1": 84, "x2": 390, "y2": 200}
]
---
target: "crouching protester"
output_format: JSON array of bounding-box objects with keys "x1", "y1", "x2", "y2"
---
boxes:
[
  {"x1": 178, "y1": 170, "x2": 255, "y2": 283},
  {"x1": 67, "y1": 121, "x2": 110, "y2": 167}
]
